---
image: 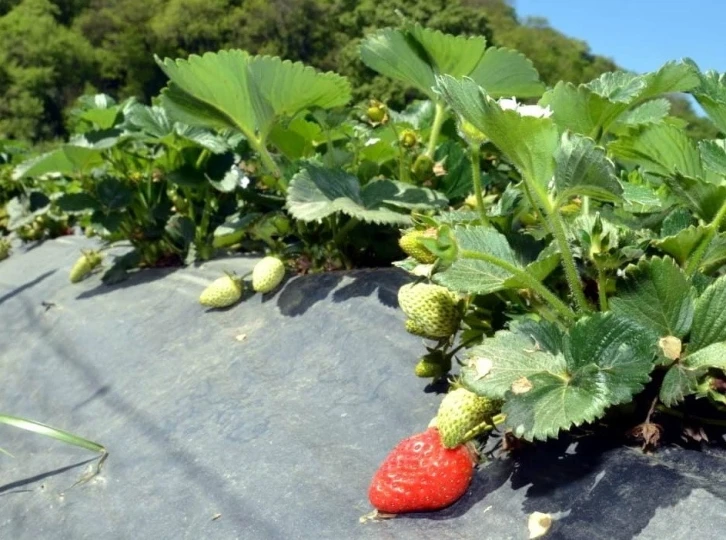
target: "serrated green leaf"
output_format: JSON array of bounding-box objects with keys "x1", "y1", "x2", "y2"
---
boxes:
[
  {"x1": 565, "y1": 314, "x2": 655, "y2": 403},
  {"x1": 683, "y1": 342, "x2": 726, "y2": 370},
  {"x1": 539, "y1": 82, "x2": 623, "y2": 137},
  {"x1": 661, "y1": 207, "x2": 694, "y2": 237},
  {"x1": 663, "y1": 173, "x2": 726, "y2": 221},
  {"x1": 436, "y1": 76, "x2": 558, "y2": 190},
  {"x1": 652, "y1": 225, "x2": 706, "y2": 265},
  {"x1": 504, "y1": 244, "x2": 561, "y2": 289},
  {"x1": 617, "y1": 99, "x2": 671, "y2": 126},
  {"x1": 609, "y1": 124, "x2": 703, "y2": 178},
  {"x1": 268, "y1": 116, "x2": 323, "y2": 159},
  {"x1": 469, "y1": 314, "x2": 655, "y2": 441},
  {"x1": 701, "y1": 233, "x2": 726, "y2": 273},
  {"x1": 621, "y1": 182, "x2": 663, "y2": 213},
  {"x1": 57, "y1": 192, "x2": 100, "y2": 213},
  {"x1": 689, "y1": 276, "x2": 726, "y2": 351},
  {"x1": 13, "y1": 146, "x2": 105, "y2": 180},
  {"x1": 660, "y1": 364, "x2": 702, "y2": 406},
  {"x1": 586, "y1": 71, "x2": 646, "y2": 103},
  {"x1": 285, "y1": 166, "x2": 445, "y2": 225},
  {"x1": 510, "y1": 318, "x2": 565, "y2": 355},
  {"x1": 433, "y1": 225, "x2": 523, "y2": 295},
  {"x1": 408, "y1": 24, "x2": 487, "y2": 78},
  {"x1": 247, "y1": 56, "x2": 351, "y2": 118},
  {"x1": 157, "y1": 50, "x2": 350, "y2": 140},
  {"x1": 610, "y1": 257, "x2": 695, "y2": 338},
  {"x1": 461, "y1": 329, "x2": 567, "y2": 399},
  {"x1": 96, "y1": 177, "x2": 132, "y2": 210},
  {"x1": 212, "y1": 212, "x2": 262, "y2": 248},
  {"x1": 699, "y1": 139, "x2": 726, "y2": 176},
  {"x1": 554, "y1": 132, "x2": 622, "y2": 204},
  {"x1": 468, "y1": 47, "x2": 545, "y2": 98},
  {"x1": 639, "y1": 60, "x2": 700, "y2": 99},
  {"x1": 691, "y1": 70, "x2": 726, "y2": 133},
  {"x1": 361, "y1": 25, "x2": 487, "y2": 100}
]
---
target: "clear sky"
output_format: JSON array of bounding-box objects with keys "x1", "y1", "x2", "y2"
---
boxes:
[{"x1": 515, "y1": 0, "x2": 726, "y2": 76}]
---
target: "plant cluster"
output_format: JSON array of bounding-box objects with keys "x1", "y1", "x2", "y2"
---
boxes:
[{"x1": 4, "y1": 17, "x2": 726, "y2": 520}]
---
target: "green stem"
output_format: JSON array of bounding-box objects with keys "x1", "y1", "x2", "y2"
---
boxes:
[
  {"x1": 522, "y1": 182, "x2": 551, "y2": 234},
  {"x1": 582, "y1": 196, "x2": 591, "y2": 215},
  {"x1": 547, "y1": 209, "x2": 591, "y2": 313},
  {"x1": 390, "y1": 123, "x2": 410, "y2": 183},
  {"x1": 469, "y1": 144, "x2": 489, "y2": 225},
  {"x1": 596, "y1": 264, "x2": 609, "y2": 312},
  {"x1": 333, "y1": 217, "x2": 360, "y2": 246},
  {"x1": 685, "y1": 198, "x2": 726, "y2": 277},
  {"x1": 460, "y1": 248, "x2": 576, "y2": 323},
  {"x1": 250, "y1": 136, "x2": 281, "y2": 178},
  {"x1": 195, "y1": 148, "x2": 210, "y2": 170},
  {"x1": 425, "y1": 102, "x2": 447, "y2": 159}
]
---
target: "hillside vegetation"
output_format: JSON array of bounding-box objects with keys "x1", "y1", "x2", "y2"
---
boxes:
[{"x1": 0, "y1": 0, "x2": 714, "y2": 141}]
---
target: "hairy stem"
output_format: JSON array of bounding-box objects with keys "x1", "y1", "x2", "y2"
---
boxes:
[
  {"x1": 425, "y1": 102, "x2": 447, "y2": 159},
  {"x1": 597, "y1": 264, "x2": 609, "y2": 312},
  {"x1": 250, "y1": 136, "x2": 281, "y2": 178},
  {"x1": 547, "y1": 209, "x2": 591, "y2": 313},
  {"x1": 685, "y1": 198, "x2": 726, "y2": 277},
  {"x1": 469, "y1": 144, "x2": 489, "y2": 225},
  {"x1": 460, "y1": 248, "x2": 576, "y2": 323}
]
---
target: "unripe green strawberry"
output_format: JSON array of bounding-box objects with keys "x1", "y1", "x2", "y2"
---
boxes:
[
  {"x1": 252, "y1": 256, "x2": 285, "y2": 293},
  {"x1": 200, "y1": 274, "x2": 243, "y2": 308},
  {"x1": 411, "y1": 154, "x2": 434, "y2": 181},
  {"x1": 399, "y1": 129, "x2": 418, "y2": 148},
  {"x1": 0, "y1": 238, "x2": 10, "y2": 261},
  {"x1": 436, "y1": 388, "x2": 502, "y2": 448},
  {"x1": 414, "y1": 350, "x2": 450, "y2": 379},
  {"x1": 366, "y1": 100, "x2": 388, "y2": 124},
  {"x1": 399, "y1": 228, "x2": 437, "y2": 264},
  {"x1": 458, "y1": 119, "x2": 487, "y2": 145},
  {"x1": 69, "y1": 250, "x2": 103, "y2": 283},
  {"x1": 398, "y1": 283, "x2": 460, "y2": 339}
]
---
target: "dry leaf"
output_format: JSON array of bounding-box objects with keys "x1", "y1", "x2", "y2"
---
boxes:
[
  {"x1": 528, "y1": 511, "x2": 552, "y2": 539},
  {"x1": 469, "y1": 357, "x2": 493, "y2": 381},
  {"x1": 511, "y1": 377, "x2": 533, "y2": 394},
  {"x1": 658, "y1": 336, "x2": 682, "y2": 361}
]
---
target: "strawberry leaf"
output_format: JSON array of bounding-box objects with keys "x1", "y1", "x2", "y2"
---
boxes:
[
  {"x1": 360, "y1": 26, "x2": 486, "y2": 100},
  {"x1": 467, "y1": 47, "x2": 545, "y2": 98},
  {"x1": 652, "y1": 225, "x2": 707, "y2": 265},
  {"x1": 432, "y1": 225, "x2": 559, "y2": 295},
  {"x1": 608, "y1": 124, "x2": 703, "y2": 178},
  {"x1": 616, "y1": 99, "x2": 671, "y2": 126},
  {"x1": 156, "y1": 51, "x2": 350, "y2": 140},
  {"x1": 690, "y1": 276, "x2": 726, "y2": 351},
  {"x1": 553, "y1": 132, "x2": 622, "y2": 204},
  {"x1": 691, "y1": 70, "x2": 726, "y2": 134},
  {"x1": 285, "y1": 166, "x2": 447, "y2": 225},
  {"x1": 13, "y1": 146, "x2": 104, "y2": 180},
  {"x1": 436, "y1": 76, "x2": 558, "y2": 191},
  {"x1": 610, "y1": 257, "x2": 695, "y2": 339},
  {"x1": 659, "y1": 364, "x2": 703, "y2": 406},
  {"x1": 462, "y1": 314, "x2": 655, "y2": 441}
]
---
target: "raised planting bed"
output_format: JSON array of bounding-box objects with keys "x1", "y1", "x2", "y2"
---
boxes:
[{"x1": 1, "y1": 238, "x2": 726, "y2": 539}]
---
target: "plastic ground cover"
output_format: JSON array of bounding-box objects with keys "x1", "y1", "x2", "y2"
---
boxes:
[{"x1": 1, "y1": 237, "x2": 726, "y2": 539}]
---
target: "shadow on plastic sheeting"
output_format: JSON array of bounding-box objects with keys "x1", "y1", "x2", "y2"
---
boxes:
[
  {"x1": 0, "y1": 270, "x2": 57, "y2": 306},
  {"x1": 0, "y1": 458, "x2": 97, "y2": 494},
  {"x1": 75, "y1": 266, "x2": 179, "y2": 301},
  {"x1": 276, "y1": 268, "x2": 410, "y2": 317},
  {"x1": 515, "y1": 435, "x2": 726, "y2": 540},
  {"x1": 23, "y1": 300, "x2": 280, "y2": 536}
]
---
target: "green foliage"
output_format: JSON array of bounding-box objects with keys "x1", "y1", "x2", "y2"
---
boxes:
[{"x1": 7, "y1": 16, "x2": 726, "y2": 452}]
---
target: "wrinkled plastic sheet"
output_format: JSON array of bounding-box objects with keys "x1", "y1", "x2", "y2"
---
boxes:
[{"x1": 1, "y1": 237, "x2": 726, "y2": 539}]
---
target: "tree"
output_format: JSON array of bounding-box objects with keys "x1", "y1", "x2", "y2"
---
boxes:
[{"x1": 0, "y1": 0, "x2": 96, "y2": 140}]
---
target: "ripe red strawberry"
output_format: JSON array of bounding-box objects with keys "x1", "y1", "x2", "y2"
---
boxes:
[{"x1": 368, "y1": 428, "x2": 476, "y2": 514}]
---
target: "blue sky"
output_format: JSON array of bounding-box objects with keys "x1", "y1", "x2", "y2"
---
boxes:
[{"x1": 515, "y1": 0, "x2": 726, "y2": 75}]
